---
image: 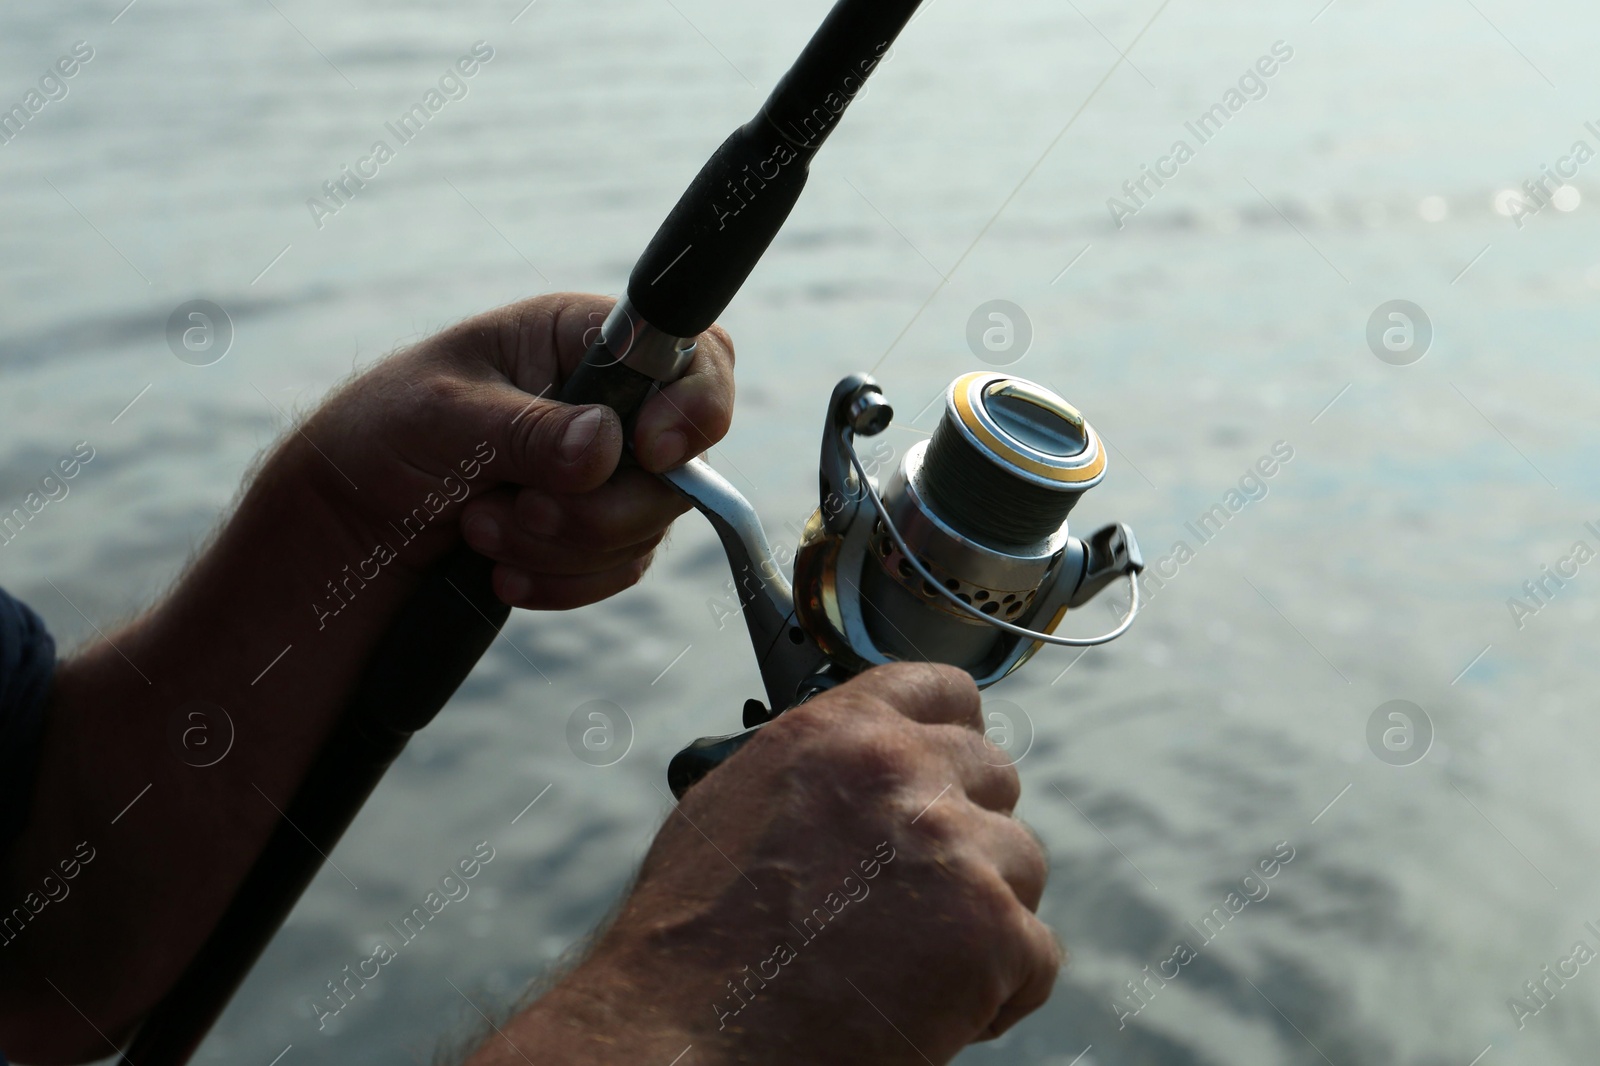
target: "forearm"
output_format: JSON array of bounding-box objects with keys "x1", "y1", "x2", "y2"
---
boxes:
[
  {"x1": 464, "y1": 947, "x2": 722, "y2": 1066},
  {"x1": 0, "y1": 293, "x2": 748, "y2": 1060},
  {"x1": 0, "y1": 430, "x2": 441, "y2": 1054}
]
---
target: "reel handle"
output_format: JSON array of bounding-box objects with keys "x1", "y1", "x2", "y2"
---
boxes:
[
  {"x1": 668, "y1": 725, "x2": 764, "y2": 798},
  {"x1": 667, "y1": 678, "x2": 853, "y2": 796},
  {"x1": 669, "y1": 697, "x2": 779, "y2": 796}
]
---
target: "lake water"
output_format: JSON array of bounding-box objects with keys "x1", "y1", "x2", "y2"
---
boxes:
[{"x1": 3, "y1": 0, "x2": 1599, "y2": 1063}]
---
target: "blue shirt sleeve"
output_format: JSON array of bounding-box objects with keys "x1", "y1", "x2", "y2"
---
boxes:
[{"x1": 0, "y1": 586, "x2": 56, "y2": 856}]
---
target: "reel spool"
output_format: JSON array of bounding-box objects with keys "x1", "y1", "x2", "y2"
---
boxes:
[
  {"x1": 664, "y1": 371, "x2": 1144, "y2": 796},
  {"x1": 858, "y1": 372, "x2": 1107, "y2": 668}
]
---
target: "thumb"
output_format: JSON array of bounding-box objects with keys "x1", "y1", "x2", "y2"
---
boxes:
[{"x1": 474, "y1": 381, "x2": 623, "y2": 494}]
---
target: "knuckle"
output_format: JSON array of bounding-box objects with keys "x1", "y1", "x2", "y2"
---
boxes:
[
  {"x1": 634, "y1": 530, "x2": 669, "y2": 558},
  {"x1": 630, "y1": 544, "x2": 660, "y2": 575},
  {"x1": 1012, "y1": 824, "x2": 1050, "y2": 896},
  {"x1": 1039, "y1": 925, "x2": 1065, "y2": 973},
  {"x1": 511, "y1": 489, "x2": 561, "y2": 537},
  {"x1": 1021, "y1": 912, "x2": 1066, "y2": 989},
  {"x1": 618, "y1": 556, "x2": 650, "y2": 591},
  {"x1": 496, "y1": 577, "x2": 539, "y2": 610},
  {"x1": 773, "y1": 706, "x2": 915, "y2": 793},
  {"x1": 562, "y1": 525, "x2": 651, "y2": 563},
  {"x1": 867, "y1": 660, "x2": 935, "y2": 684},
  {"x1": 846, "y1": 662, "x2": 928, "y2": 707},
  {"x1": 704, "y1": 401, "x2": 734, "y2": 446},
  {"x1": 872, "y1": 660, "x2": 979, "y2": 702},
  {"x1": 515, "y1": 402, "x2": 570, "y2": 463},
  {"x1": 493, "y1": 298, "x2": 559, "y2": 372},
  {"x1": 547, "y1": 504, "x2": 604, "y2": 545},
  {"x1": 906, "y1": 660, "x2": 968, "y2": 685},
  {"x1": 949, "y1": 665, "x2": 982, "y2": 699},
  {"x1": 413, "y1": 372, "x2": 466, "y2": 407},
  {"x1": 565, "y1": 506, "x2": 652, "y2": 553},
  {"x1": 935, "y1": 664, "x2": 983, "y2": 710},
  {"x1": 768, "y1": 698, "x2": 848, "y2": 751},
  {"x1": 979, "y1": 756, "x2": 1023, "y2": 808},
  {"x1": 902, "y1": 796, "x2": 964, "y2": 845},
  {"x1": 776, "y1": 685, "x2": 865, "y2": 732},
  {"x1": 971, "y1": 870, "x2": 1031, "y2": 942},
  {"x1": 399, "y1": 373, "x2": 469, "y2": 431}
]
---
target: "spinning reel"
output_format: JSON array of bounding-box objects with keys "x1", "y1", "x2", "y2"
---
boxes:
[{"x1": 664, "y1": 369, "x2": 1145, "y2": 795}]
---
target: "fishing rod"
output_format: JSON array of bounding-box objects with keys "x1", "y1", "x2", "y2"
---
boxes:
[
  {"x1": 120, "y1": 1, "x2": 940, "y2": 1061},
  {"x1": 122, "y1": 0, "x2": 1147, "y2": 1058}
]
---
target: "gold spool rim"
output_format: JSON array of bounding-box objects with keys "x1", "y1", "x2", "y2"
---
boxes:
[{"x1": 948, "y1": 371, "x2": 1106, "y2": 486}]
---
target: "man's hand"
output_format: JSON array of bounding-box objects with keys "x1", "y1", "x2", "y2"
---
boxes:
[
  {"x1": 0, "y1": 293, "x2": 733, "y2": 1060},
  {"x1": 300, "y1": 291, "x2": 735, "y2": 610},
  {"x1": 479, "y1": 663, "x2": 1061, "y2": 1066}
]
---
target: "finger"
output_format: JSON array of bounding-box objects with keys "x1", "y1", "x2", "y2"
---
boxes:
[
  {"x1": 463, "y1": 496, "x2": 666, "y2": 576},
  {"x1": 492, "y1": 556, "x2": 651, "y2": 612},
  {"x1": 419, "y1": 295, "x2": 627, "y2": 492},
  {"x1": 510, "y1": 467, "x2": 691, "y2": 550},
  {"x1": 469, "y1": 292, "x2": 732, "y2": 473},
  {"x1": 979, "y1": 909, "x2": 1063, "y2": 1041},
  {"x1": 633, "y1": 322, "x2": 735, "y2": 472},
  {"x1": 887, "y1": 719, "x2": 1020, "y2": 816},
  {"x1": 546, "y1": 293, "x2": 622, "y2": 381},
  {"x1": 424, "y1": 372, "x2": 623, "y2": 495},
  {"x1": 971, "y1": 810, "x2": 1048, "y2": 911},
  {"x1": 847, "y1": 662, "x2": 984, "y2": 732},
  {"x1": 469, "y1": 292, "x2": 618, "y2": 393},
  {"x1": 937, "y1": 730, "x2": 1023, "y2": 815},
  {"x1": 463, "y1": 481, "x2": 679, "y2": 564}
]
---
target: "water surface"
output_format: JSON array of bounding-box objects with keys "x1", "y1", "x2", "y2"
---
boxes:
[{"x1": 3, "y1": 1, "x2": 1598, "y2": 1063}]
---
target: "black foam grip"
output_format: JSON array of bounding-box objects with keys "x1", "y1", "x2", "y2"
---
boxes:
[
  {"x1": 628, "y1": 0, "x2": 924, "y2": 338},
  {"x1": 627, "y1": 120, "x2": 811, "y2": 339}
]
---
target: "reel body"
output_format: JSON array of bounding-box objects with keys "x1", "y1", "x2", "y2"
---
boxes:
[{"x1": 664, "y1": 371, "x2": 1144, "y2": 796}]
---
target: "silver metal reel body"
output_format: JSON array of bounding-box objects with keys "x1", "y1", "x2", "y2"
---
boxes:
[
  {"x1": 659, "y1": 457, "x2": 828, "y2": 714},
  {"x1": 661, "y1": 373, "x2": 1143, "y2": 716}
]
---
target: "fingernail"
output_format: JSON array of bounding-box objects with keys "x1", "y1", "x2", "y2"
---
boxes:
[
  {"x1": 464, "y1": 513, "x2": 501, "y2": 552},
  {"x1": 648, "y1": 429, "x2": 688, "y2": 471},
  {"x1": 560, "y1": 407, "x2": 606, "y2": 464},
  {"x1": 501, "y1": 569, "x2": 531, "y2": 603},
  {"x1": 522, "y1": 493, "x2": 561, "y2": 537}
]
